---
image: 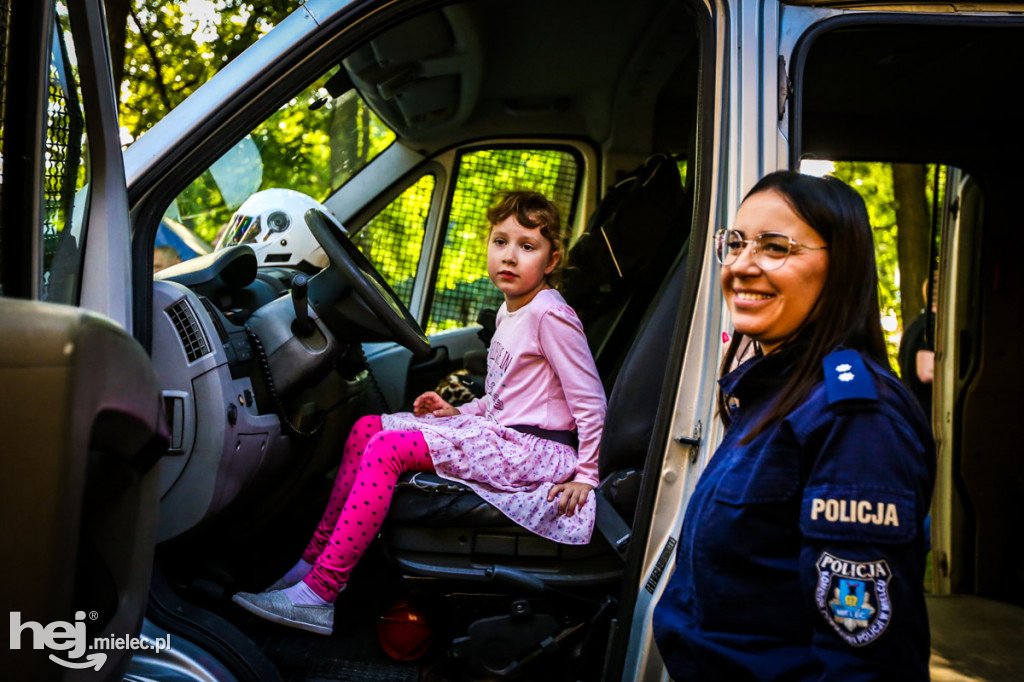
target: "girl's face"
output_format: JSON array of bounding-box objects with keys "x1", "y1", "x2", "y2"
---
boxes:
[
  {"x1": 721, "y1": 190, "x2": 829, "y2": 354},
  {"x1": 487, "y1": 215, "x2": 560, "y2": 312}
]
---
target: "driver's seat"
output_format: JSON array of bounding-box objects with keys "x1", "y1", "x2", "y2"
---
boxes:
[{"x1": 381, "y1": 238, "x2": 689, "y2": 586}]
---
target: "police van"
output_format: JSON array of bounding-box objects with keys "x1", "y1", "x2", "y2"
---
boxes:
[{"x1": 2, "y1": 0, "x2": 1022, "y2": 679}]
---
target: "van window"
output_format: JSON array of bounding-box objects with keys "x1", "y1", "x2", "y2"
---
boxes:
[
  {"x1": 165, "y1": 69, "x2": 396, "y2": 253},
  {"x1": 426, "y1": 147, "x2": 580, "y2": 334},
  {"x1": 351, "y1": 174, "x2": 436, "y2": 308},
  {"x1": 40, "y1": 5, "x2": 90, "y2": 304}
]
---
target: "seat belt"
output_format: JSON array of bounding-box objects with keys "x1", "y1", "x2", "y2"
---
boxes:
[{"x1": 595, "y1": 488, "x2": 631, "y2": 560}]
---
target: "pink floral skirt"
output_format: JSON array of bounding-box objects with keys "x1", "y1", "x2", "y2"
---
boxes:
[{"x1": 381, "y1": 412, "x2": 595, "y2": 545}]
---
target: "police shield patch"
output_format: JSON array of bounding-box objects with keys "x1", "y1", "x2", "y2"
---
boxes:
[{"x1": 815, "y1": 552, "x2": 892, "y2": 646}]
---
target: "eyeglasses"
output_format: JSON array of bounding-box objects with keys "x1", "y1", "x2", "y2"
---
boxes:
[{"x1": 714, "y1": 228, "x2": 828, "y2": 271}]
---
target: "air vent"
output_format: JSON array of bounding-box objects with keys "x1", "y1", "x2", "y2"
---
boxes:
[
  {"x1": 199, "y1": 296, "x2": 229, "y2": 344},
  {"x1": 166, "y1": 299, "x2": 211, "y2": 363}
]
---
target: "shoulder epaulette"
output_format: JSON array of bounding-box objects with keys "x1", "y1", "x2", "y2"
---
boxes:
[{"x1": 822, "y1": 349, "x2": 878, "y2": 405}]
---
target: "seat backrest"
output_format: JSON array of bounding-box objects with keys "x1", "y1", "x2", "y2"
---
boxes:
[
  {"x1": 560, "y1": 154, "x2": 688, "y2": 385},
  {"x1": 598, "y1": 241, "x2": 689, "y2": 480}
]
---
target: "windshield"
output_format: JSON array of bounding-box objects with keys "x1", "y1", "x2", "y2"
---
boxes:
[{"x1": 163, "y1": 69, "x2": 396, "y2": 257}]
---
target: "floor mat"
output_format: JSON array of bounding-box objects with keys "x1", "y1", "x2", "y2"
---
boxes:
[{"x1": 252, "y1": 622, "x2": 420, "y2": 682}]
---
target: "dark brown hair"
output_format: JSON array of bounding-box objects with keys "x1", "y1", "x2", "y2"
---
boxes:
[
  {"x1": 486, "y1": 190, "x2": 566, "y2": 287},
  {"x1": 719, "y1": 171, "x2": 889, "y2": 439}
]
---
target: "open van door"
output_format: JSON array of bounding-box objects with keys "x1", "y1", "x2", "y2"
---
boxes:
[
  {"x1": 782, "y1": 4, "x2": 1024, "y2": 678},
  {"x1": 0, "y1": 0, "x2": 167, "y2": 678}
]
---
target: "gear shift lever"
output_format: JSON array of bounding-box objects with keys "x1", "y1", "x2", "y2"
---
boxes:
[{"x1": 290, "y1": 274, "x2": 315, "y2": 337}]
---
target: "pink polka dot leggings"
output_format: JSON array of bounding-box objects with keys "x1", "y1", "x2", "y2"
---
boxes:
[{"x1": 301, "y1": 415, "x2": 433, "y2": 601}]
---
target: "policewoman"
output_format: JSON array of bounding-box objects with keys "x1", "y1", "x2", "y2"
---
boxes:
[{"x1": 653, "y1": 171, "x2": 935, "y2": 679}]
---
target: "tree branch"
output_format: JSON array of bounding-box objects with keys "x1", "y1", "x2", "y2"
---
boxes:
[
  {"x1": 128, "y1": 7, "x2": 173, "y2": 114},
  {"x1": 104, "y1": 0, "x2": 131, "y2": 92}
]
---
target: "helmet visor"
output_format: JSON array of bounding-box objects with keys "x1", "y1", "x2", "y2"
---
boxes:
[{"x1": 219, "y1": 214, "x2": 262, "y2": 248}]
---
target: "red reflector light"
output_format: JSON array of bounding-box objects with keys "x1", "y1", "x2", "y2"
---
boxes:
[{"x1": 378, "y1": 600, "x2": 431, "y2": 661}]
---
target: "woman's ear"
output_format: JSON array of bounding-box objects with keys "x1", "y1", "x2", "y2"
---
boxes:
[{"x1": 545, "y1": 250, "x2": 561, "y2": 275}]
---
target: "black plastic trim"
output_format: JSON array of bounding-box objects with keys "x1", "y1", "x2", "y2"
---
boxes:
[
  {"x1": 0, "y1": 1, "x2": 53, "y2": 298},
  {"x1": 788, "y1": 12, "x2": 1024, "y2": 169},
  {"x1": 147, "y1": 564, "x2": 283, "y2": 682}
]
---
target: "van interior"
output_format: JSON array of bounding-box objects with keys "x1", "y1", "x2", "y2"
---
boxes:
[
  {"x1": 140, "y1": 7, "x2": 1024, "y2": 681},
  {"x1": 796, "y1": 19, "x2": 1024, "y2": 680},
  {"x1": 139, "y1": 1, "x2": 707, "y2": 680}
]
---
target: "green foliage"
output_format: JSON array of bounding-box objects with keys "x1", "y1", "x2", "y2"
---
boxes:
[
  {"x1": 833, "y1": 162, "x2": 903, "y2": 367},
  {"x1": 832, "y1": 162, "x2": 945, "y2": 372},
  {"x1": 166, "y1": 70, "x2": 395, "y2": 244},
  {"x1": 119, "y1": 1, "x2": 300, "y2": 142},
  {"x1": 352, "y1": 174, "x2": 436, "y2": 307}
]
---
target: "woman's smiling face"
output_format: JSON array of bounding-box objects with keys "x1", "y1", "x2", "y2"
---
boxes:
[{"x1": 721, "y1": 190, "x2": 830, "y2": 354}]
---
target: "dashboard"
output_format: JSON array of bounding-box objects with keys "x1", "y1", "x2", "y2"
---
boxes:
[{"x1": 151, "y1": 246, "x2": 324, "y2": 541}]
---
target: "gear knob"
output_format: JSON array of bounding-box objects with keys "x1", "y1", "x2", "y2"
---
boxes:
[{"x1": 290, "y1": 274, "x2": 315, "y2": 337}]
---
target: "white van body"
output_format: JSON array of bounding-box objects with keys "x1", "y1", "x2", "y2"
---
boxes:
[{"x1": 3, "y1": 0, "x2": 1022, "y2": 679}]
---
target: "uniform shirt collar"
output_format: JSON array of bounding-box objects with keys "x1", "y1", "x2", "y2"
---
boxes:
[{"x1": 718, "y1": 339, "x2": 809, "y2": 398}]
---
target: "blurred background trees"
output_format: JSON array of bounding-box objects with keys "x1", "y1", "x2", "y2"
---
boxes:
[
  {"x1": 105, "y1": 0, "x2": 299, "y2": 142},
  {"x1": 833, "y1": 162, "x2": 943, "y2": 366}
]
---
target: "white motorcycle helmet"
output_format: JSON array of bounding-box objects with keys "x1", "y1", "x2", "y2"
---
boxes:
[{"x1": 216, "y1": 188, "x2": 342, "y2": 270}]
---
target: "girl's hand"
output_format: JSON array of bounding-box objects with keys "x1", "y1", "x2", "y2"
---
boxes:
[
  {"x1": 413, "y1": 391, "x2": 460, "y2": 417},
  {"x1": 547, "y1": 481, "x2": 594, "y2": 517}
]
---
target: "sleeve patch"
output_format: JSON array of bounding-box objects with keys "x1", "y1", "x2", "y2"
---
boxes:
[
  {"x1": 801, "y1": 486, "x2": 916, "y2": 544},
  {"x1": 815, "y1": 552, "x2": 893, "y2": 646}
]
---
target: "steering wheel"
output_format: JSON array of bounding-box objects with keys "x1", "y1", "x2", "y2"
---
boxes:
[{"x1": 305, "y1": 209, "x2": 430, "y2": 357}]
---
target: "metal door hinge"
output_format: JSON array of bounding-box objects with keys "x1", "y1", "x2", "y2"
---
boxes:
[{"x1": 778, "y1": 55, "x2": 792, "y2": 121}]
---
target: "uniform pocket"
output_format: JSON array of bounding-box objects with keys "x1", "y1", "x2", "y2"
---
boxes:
[{"x1": 713, "y1": 445, "x2": 801, "y2": 505}]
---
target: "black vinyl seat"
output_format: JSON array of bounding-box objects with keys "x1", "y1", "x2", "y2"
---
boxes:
[{"x1": 381, "y1": 237, "x2": 691, "y2": 586}]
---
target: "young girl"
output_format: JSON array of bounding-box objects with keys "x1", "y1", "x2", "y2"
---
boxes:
[{"x1": 233, "y1": 190, "x2": 607, "y2": 635}]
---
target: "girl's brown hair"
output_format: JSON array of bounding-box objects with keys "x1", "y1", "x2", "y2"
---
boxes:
[{"x1": 486, "y1": 191, "x2": 566, "y2": 287}]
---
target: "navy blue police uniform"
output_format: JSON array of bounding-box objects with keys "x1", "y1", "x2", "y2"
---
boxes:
[{"x1": 653, "y1": 345, "x2": 935, "y2": 680}]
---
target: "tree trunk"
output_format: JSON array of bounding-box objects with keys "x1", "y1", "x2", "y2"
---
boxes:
[
  {"x1": 104, "y1": 0, "x2": 131, "y2": 93},
  {"x1": 892, "y1": 163, "x2": 931, "y2": 321}
]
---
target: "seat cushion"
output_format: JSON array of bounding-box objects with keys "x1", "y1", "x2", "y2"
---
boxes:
[
  {"x1": 383, "y1": 474, "x2": 620, "y2": 585},
  {"x1": 388, "y1": 472, "x2": 509, "y2": 525}
]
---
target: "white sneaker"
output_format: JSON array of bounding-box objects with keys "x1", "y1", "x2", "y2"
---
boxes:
[{"x1": 231, "y1": 589, "x2": 334, "y2": 636}]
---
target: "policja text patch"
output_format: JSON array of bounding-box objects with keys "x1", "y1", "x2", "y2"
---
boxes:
[
  {"x1": 815, "y1": 552, "x2": 892, "y2": 646},
  {"x1": 801, "y1": 486, "x2": 915, "y2": 544},
  {"x1": 810, "y1": 498, "x2": 900, "y2": 527}
]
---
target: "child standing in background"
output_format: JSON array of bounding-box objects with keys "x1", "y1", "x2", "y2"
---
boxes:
[{"x1": 233, "y1": 190, "x2": 607, "y2": 635}]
